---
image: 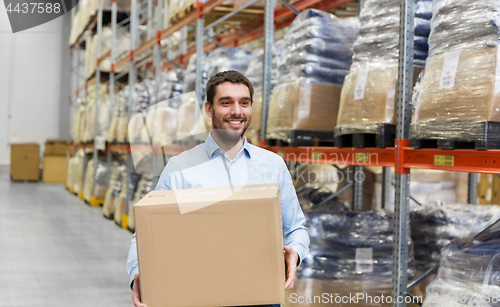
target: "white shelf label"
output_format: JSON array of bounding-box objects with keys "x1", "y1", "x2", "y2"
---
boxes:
[
  {"x1": 354, "y1": 68, "x2": 369, "y2": 100},
  {"x1": 355, "y1": 247, "x2": 373, "y2": 273},
  {"x1": 439, "y1": 51, "x2": 460, "y2": 89},
  {"x1": 95, "y1": 136, "x2": 106, "y2": 151}
]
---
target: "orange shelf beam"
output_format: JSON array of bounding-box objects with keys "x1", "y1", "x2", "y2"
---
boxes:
[
  {"x1": 263, "y1": 146, "x2": 395, "y2": 167},
  {"x1": 403, "y1": 148, "x2": 500, "y2": 174}
]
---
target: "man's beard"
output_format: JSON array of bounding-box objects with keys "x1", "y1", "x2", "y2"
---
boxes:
[{"x1": 212, "y1": 112, "x2": 251, "y2": 145}]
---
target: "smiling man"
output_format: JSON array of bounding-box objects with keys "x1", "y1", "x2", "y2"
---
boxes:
[{"x1": 127, "y1": 70, "x2": 310, "y2": 307}]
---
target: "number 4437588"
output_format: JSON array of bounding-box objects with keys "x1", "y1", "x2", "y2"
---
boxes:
[{"x1": 5, "y1": 2, "x2": 61, "y2": 14}]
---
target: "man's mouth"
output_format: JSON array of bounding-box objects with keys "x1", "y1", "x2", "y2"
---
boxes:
[{"x1": 226, "y1": 119, "x2": 244, "y2": 128}]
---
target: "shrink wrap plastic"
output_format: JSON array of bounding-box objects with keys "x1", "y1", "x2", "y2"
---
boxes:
[
  {"x1": 266, "y1": 81, "x2": 342, "y2": 143},
  {"x1": 244, "y1": 42, "x2": 282, "y2": 90},
  {"x1": 423, "y1": 231, "x2": 500, "y2": 307},
  {"x1": 278, "y1": 9, "x2": 357, "y2": 84},
  {"x1": 207, "y1": 47, "x2": 252, "y2": 78},
  {"x1": 85, "y1": 27, "x2": 130, "y2": 79},
  {"x1": 82, "y1": 84, "x2": 110, "y2": 143},
  {"x1": 428, "y1": 0, "x2": 500, "y2": 56},
  {"x1": 183, "y1": 54, "x2": 208, "y2": 96},
  {"x1": 352, "y1": 0, "x2": 432, "y2": 64},
  {"x1": 73, "y1": 150, "x2": 86, "y2": 194},
  {"x1": 127, "y1": 175, "x2": 154, "y2": 230},
  {"x1": 410, "y1": 202, "x2": 500, "y2": 270},
  {"x1": 411, "y1": 46, "x2": 500, "y2": 141},
  {"x1": 301, "y1": 209, "x2": 415, "y2": 281},
  {"x1": 103, "y1": 164, "x2": 125, "y2": 218},
  {"x1": 83, "y1": 159, "x2": 94, "y2": 202}
]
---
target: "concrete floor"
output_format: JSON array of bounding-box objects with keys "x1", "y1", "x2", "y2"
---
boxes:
[{"x1": 0, "y1": 166, "x2": 133, "y2": 307}]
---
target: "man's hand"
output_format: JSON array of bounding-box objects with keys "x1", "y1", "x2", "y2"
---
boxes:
[
  {"x1": 284, "y1": 246, "x2": 299, "y2": 290},
  {"x1": 132, "y1": 274, "x2": 147, "y2": 307}
]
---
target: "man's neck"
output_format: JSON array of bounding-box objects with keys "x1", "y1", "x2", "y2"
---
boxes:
[{"x1": 211, "y1": 132, "x2": 244, "y2": 160}]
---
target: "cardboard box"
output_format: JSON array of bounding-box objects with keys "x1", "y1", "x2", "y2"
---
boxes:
[
  {"x1": 10, "y1": 143, "x2": 40, "y2": 181},
  {"x1": 414, "y1": 46, "x2": 500, "y2": 124},
  {"x1": 134, "y1": 183, "x2": 285, "y2": 307},
  {"x1": 337, "y1": 64, "x2": 424, "y2": 127},
  {"x1": 43, "y1": 156, "x2": 67, "y2": 183},
  {"x1": 477, "y1": 173, "x2": 500, "y2": 205},
  {"x1": 266, "y1": 82, "x2": 343, "y2": 142},
  {"x1": 44, "y1": 139, "x2": 67, "y2": 156}
]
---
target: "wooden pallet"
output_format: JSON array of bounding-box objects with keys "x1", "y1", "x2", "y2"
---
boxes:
[
  {"x1": 266, "y1": 130, "x2": 335, "y2": 147},
  {"x1": 170, "y1": 3, "x2": 197, "y2": 24},
  {"x1": 410, "y1": 121, "x2": 500, "y2": 150},
  {"x1": 334, "y1": 124, "x2": 396, "y2": 148}
]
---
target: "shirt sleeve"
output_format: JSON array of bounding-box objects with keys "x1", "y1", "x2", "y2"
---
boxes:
[
  {"x1": 126, "y1": 160, "x2": 180, "y2": 289},
  {"x1": 279, "y1": 161, "x2": 310, "y2": 265}
]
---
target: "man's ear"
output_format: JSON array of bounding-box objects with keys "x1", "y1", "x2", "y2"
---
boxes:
[{"x1": 204, "y1": 101, "x2": 213, "y2": 118}]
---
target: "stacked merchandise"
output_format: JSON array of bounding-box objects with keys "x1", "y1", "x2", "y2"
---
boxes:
[
  {"x1": 182, "y1": 53, "x2": 209, "y2": 96},
  {"x1": 85, "y1": 26, "x2": 130, "y2": 79},
  {"x1": 410, "y1": 202, "x2": 500, "y2": 270},
  {"x1": 411, "y1": 0, "x2": 500, "y2": 147},
  {"x1": 103, "y1": 164, "x2": 125, "y2": 219},
  {"x1": 207, "y1": 47, "x2": 252, "y2": 78},
  {"x1": 243, "y1": 42, "x2": 283, "y2": 145},
  {"x1": 266, "y1": 9, "x2": 358, "y2": 144},
  {"x1": 126, "y1": 175, "x2": 155, "y2": 231},
  {"x1": 302, "y1": 208, "x2": 415, "y2": 281},
  {"x1": 128, "y1": 80, "x2": 154, "y2": 144},
  {"x1": 81, "y1": 84, "x2": 110, "y2": 143},
  {"x1": 69, "y1": 0, "x2": 130, "y2": 46},
  {"x1": 335, "y1": 0, "x2": 432, "y2": 142},
  {"x1": 72, "y1": 150, "x2": 86, "y2": 196},
  {"x1": 82, "y1": 158, "x2": 109, "y2": 204},
  {"x1": 422, "y1": 231, "x2": 500, "y2": 306},
  {"x1": 114, "y1": 172, "x2": 141, "y2": 225},
  {"x1": 72, "y1": 100, "x2": 86, "y2": 144}
]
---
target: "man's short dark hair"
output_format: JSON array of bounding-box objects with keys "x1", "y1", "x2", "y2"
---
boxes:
[{"x1": 205, "y1": 70, "x2": 254, "y2": 105}]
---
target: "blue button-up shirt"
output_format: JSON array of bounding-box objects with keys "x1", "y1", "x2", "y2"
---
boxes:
[{"x1": 127, "y1": 133, "x2": 310, "y2": 287}]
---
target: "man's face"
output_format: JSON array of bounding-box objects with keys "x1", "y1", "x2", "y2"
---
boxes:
[{"x1": 205, "y1": 82, "x2": 252, "y2": 143}]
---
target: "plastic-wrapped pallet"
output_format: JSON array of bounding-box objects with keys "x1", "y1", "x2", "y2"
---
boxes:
[
  {"x1": 207, "y1": 47, "x2": 252, "y2": 79},
  {"x1": 116, "y1": 89, "x2": 130, "y2": 143},
  {"x1": 73, "y1": 150, "x2": 86, "y2": 194},
  {"x1": 83, "y1": 158, "x2": 95, "y2": 202},
  {"x1": 266, "y1": 9, "x2": 358, "y2": 144},
  {"x1": 85, "y1": 27, "x2": 130, "y2": 78},
  {"x1": 103, "y1": 164, "x2": 125, "y2": 219},
  {"x1": 410, "y1": 202, "x2": 500, "y2": 270},
  {"x1": 127, "y1": 175, "x2": 154, "y2": 231},
  {"x1": 152, "y1": 102, "x2": 178, "y2": 147},
  {"x1": 82, "y1": 84, "x2": 110, "y2": 142},
  {"x1": 245, "y1": 42, "x2": 283, "y2": 89},
  {"x1": 335, "y1": 0, "x2": 431, "y2": 139},
  {"x1": 411, "y1": 47, "x2": 500, "y2": 145},
  {"x1": 183, "y1": 53, "x2": 208, "y2": 96},
  {"x1": 175, "y1": 92, "x2": 209, "y2": 142},
  {"x1": 411, "y1": 0, "x2": 500, "y2": 146},
  {"x1": 422, "y1": 231, "x2": 500, "y2": 307},
  {"x1": 301, "y1": 209, "x2": 415, "y2": 281},
  {"x1": 72, "y1": 101, "x2": 86, "y2": 144},
  {"x1": 278, "y1": 9, "x2": 357, "y2": 85},
  {"x1": 114, "y1": 172, "x2": 141, "y2": 225}
]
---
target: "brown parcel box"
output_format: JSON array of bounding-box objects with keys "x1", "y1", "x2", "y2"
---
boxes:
[
  {"x1": 10, "y1": 143, "x2": 40, "y2": 181},
  {"x1": 134, "y1": 183, "x2": 285, "y2": 307},
  {"x1": 266, "y1": 82, "x2": 342, "y2": 143},
  {"x1": 44, "y1": 139, "x2": 67, "y2": 156},
  {"x1": 42, "y1": 156, "x2": 67, "y2": 183}
]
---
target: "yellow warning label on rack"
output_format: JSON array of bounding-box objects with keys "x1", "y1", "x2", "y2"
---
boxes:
[
  {"x1": 434, "y1": 155, "x2": 454, "y2": 166},
  {"x1": 277, "y1": 150, "x2": 286, "y2": 158},
  {"x1": 311, "y1": 151, "x2": 324, "y2": 160},
  {"x1": 355, "y1": 153, "x2": 369, "y2": 163}
]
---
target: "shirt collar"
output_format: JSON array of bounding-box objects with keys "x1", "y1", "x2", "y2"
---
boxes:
[{"x1": 204, "y1": 132, "x2": 252, "y2": 159}]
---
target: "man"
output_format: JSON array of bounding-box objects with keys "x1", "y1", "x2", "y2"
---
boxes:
[{"x1": 127, "y1": 70, "x2": 310, "y2": 307}]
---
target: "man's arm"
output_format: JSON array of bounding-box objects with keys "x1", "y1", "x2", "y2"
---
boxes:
[{"x1": 279, "y1": 162, "x2": 310, "y2": 265}]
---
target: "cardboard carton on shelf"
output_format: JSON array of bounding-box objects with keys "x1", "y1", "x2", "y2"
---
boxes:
[
  {"x1": 134, "y1": 183, "x2": 285, "y2": 307},
  {"x1": 266, "y1": 81, "x2": 343, "y2": 143},
  {"x1": 10, "y1": 143, "x2": 40, "y2": 181}
]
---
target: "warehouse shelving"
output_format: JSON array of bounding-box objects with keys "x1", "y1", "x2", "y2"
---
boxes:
[{"x1": 66, "y1": 0, "x2": 500, "y2": 306}]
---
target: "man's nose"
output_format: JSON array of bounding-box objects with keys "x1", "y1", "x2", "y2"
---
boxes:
[{"x1": 230, "y1": 102, "x2": 242, "y2": 116}]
